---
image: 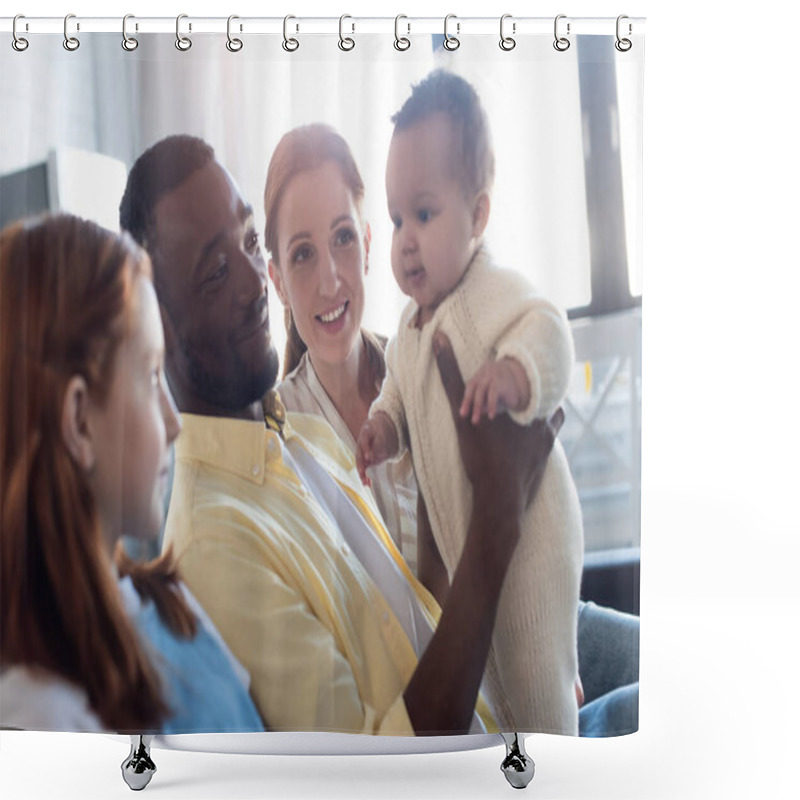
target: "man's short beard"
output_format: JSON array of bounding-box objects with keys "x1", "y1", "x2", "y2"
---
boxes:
[{"x1": 183, "y1": 336, "x2": 280, "y2": 412}]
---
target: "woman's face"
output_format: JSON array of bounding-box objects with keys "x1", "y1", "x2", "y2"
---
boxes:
[
  {"x1": 269, "y1": 161, "x2": 370, "y2": 371},
  {"x1": 89, "y1": 277, "x2": 181, "y2": 546}
]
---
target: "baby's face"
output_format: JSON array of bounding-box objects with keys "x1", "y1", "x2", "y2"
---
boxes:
[{"x1": 386, "y1": 113, "x2": 481, "y2": 323}]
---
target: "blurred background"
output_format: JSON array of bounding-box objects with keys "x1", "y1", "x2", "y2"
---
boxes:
[{"x1": 1, "y1": 27, "x2": 642, "y2": 613}]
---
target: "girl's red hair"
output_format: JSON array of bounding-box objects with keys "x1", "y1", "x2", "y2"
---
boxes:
[{"x1": 1, "y1": 214, "x2": 194, "y2": 732}]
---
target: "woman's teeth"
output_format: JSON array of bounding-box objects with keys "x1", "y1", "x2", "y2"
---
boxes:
[{"x1": 318, "y1": 303, "x2": 347, "y2": 323}]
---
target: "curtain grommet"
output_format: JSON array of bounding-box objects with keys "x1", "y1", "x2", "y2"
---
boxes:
[
  {"x1": 338, "y1": 15, "x2": 355, "y2": 51},
  {"x1": 175, "y1": 14, "x2": 192, "y2": 51},
  {"x1": 122, "y1": 14, "x2": 139, "y2": 51},
  {"x1": 282, "y1": 15, "x2": 299, "y2": 52},
  {"x1": 12, "y1": 14, "x2": 29, "y2": 51},
  {"x1": 553, "y1": 14, "x2": 570, "y2": 52},
  {"x1": 615, "y1": 15, "x2": 632, "y2": 52},
  {"x1": 499, "y1": 14, "x2": 516, "y2": 51},
  {"x1": 63, "y1": 13, "x2": 80, "y2": 51},
  {"x1": 443, "y1": 14, "x2": 460, "y2": 51},
  {"x1": 226, "y1": 15, "x2": 243, "y2": 52},
  {"x1": 394, "y1": 15, "x2": 411, "y2": 51}
]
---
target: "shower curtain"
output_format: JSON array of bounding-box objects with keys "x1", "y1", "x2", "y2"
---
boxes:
[{"x1": 0, "y1": 15, "x2": 643, "y2": 750}]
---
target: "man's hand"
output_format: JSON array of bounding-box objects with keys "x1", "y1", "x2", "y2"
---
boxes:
[{"x1": 434, "y1": 331, "x2": 563, "y2": 526}]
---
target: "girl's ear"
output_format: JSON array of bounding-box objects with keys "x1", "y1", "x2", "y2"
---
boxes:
[
  {"x1": 472, "y1": 191, "x2": 491, "y2": 239},
  {"x1": 268, "y1": 259, "x2": 288, "y2": 306},
  {"x1": 61, "y1": 375, "x2": 95, "y2": 471},
  {"x1": 364, "y1": 222, "x2": 372, "y2": 275}
]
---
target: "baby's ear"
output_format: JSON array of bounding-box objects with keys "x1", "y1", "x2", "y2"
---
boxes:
[{"x1": 472, "y1": 191, "x2": 491, "y2": 238}]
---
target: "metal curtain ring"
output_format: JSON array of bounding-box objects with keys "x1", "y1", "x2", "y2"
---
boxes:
[
  {"x1": 122, "y1": 14, "x2": 139, "y2": 51},
  {"x1": 338, "y1": 15, "x2": 355, "y2": 51},
  {"x1": 499, "y1": 14, "x2": 516, "y2": 51},
  {"x1": 12, "y1": 14, "x2": 29, "y2": 52},
  {"x1": 227, "y1": 15, "x2": 243, "y2": 52},
  {"x1": 443, "y1": 14, "x2": 460, "y2": 51},
  {"x1": 553, "y1": 14, "x2": 570, "y2": 51},
  {"x1": 63, "y1": 13, "x2": 80, "y2": 51},
  {"x1": 283, "y1": 15, "x2": 299, "y2": 52},
  {"x1": 394, "y1": 14, "x2": 410, "y2": 51},
  {"x1": 615, "y1": 14, "x2": 632, "y2": 52},
  {"x1": 175, "y1": 14, "x2": 192, "y2": 51}
]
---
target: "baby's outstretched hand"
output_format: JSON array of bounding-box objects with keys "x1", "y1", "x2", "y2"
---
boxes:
[
  {"x1": 460, "y1": 357, "x2": 531, "y2": 425},
  {"x1": 356, "y1": 412, "x2": 399, "y2": 486}
]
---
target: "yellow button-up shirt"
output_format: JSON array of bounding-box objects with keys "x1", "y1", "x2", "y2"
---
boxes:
[{"x1": 163, "y1": 409, "x2": 457, "y2": 735}]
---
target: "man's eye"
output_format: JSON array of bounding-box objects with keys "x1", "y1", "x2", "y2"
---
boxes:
[
  {"x1": 246, "y1": 231, "x2": 260, "y2": 252},
  {"x1": 391, "y1": 216, "x2": 402, "y2": 230},
  {"x1": 417, "y1": 209, "x2": 431, "y2": 223},
  {"x1": 207, "y1": 263, "x2": 228, "y2": 282}
]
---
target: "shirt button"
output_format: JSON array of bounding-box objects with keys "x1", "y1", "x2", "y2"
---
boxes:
[
  {"x1": 341, "y1": 544, "x2": 350, "y2": 557},
  {"x1": 382, "y1": 611, "x2": 390, "y2": 624},
  {"x1": 252, "y1": 464, "x2": 260, "y2": 477},
  {"x1": 267, "y1": 438, "x2": 277, "y2": 454}
]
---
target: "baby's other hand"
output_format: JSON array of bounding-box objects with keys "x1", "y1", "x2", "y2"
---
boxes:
[
  {"x1": 356, "y1": 413, "x2": 399, "y2": 486},
  {"x1": 460, "y1": 357, "x2": 531, "y2": 424}
]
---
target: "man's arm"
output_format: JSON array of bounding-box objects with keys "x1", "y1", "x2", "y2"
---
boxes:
[
  {"x1": 416, "y1": 491, "x2": 450, "y2": 608},
  {"x1": 403, "y1": 332, "x2": 564, "y2": 734}
]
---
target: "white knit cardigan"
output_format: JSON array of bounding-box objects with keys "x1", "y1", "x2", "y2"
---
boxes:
[{"x1": 371, "y1": 248, "x2": 584, "y2": 733}]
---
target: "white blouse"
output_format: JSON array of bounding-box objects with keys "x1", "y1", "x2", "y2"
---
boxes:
[
  {"x1": 0, "y1": 665, "x2": 103, "y2": 732},
  {"x1": 278, "y1": 349, "x2": 419, "y2": 576}
]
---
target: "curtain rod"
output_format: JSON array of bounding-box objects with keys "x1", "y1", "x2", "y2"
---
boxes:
[{"x1": 0, "y1": 16, "x2": 646, "y2": 36}]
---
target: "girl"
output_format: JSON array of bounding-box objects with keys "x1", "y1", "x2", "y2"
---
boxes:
[{"x1": 0, "y1": 214, "x2": 264, "y2": 733}]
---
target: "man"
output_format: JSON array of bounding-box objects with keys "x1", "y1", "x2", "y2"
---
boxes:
[{"x1": 120, "y1": 135, "x2": 562, "y2": 736}]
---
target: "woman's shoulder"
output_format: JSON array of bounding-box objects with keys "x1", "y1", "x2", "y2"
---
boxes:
[{"x1": 0, "y1": 665, "x2": 103, "y2": 731}]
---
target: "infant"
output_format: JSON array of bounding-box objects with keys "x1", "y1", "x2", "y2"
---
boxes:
[{"x1": 356, "y1": 70, "x2": 584, "y2": 733}]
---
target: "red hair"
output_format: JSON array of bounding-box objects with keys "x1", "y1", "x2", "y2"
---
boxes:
[{"x1": 1, "y1": 214, "x2": 194, "y2": 732}]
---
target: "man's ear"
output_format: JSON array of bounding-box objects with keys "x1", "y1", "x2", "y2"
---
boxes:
[
  {"x1": 472, "y1": 191, "x2": 491, "y2": 239},
  {"x1": 159, "y1": 300, "x2": 178, "y2": 359},
  {"x1": 364, "y1": 222, "x2": 372, "y2": 275},
  {"x1": 61, "y1": 375, "x2": 95, "y2": 471},
  {"x1": 268, "y1": 260, "x2": 288, "y2": 306}
]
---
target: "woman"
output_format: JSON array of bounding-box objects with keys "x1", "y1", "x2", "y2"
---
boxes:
[
  {"x1": 265, "y1": 123, "x2": 422, "y2": 576},
  {"x1": 0, "y1": 214, "x2": 264, "y2": 733}
]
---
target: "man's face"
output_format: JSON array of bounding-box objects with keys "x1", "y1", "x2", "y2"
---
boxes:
[{"x1": 150, "y1": 161, "x2": 279, "y2": 415}]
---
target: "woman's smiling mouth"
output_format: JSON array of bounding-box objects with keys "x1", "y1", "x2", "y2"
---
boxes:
[{"x1": 316, "y1": 301, "x2": 348, "y2": 324}]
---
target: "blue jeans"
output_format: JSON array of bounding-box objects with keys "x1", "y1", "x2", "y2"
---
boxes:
[{"x1": 577, "y1": 601, "x2": 639, "y2": 736}]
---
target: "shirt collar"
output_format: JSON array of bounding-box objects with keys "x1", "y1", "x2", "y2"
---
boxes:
[{"x1": 175, "y1": 403, "x2": 293, "y2": 486}]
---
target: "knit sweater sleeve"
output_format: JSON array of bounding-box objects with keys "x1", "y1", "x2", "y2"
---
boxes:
[
  {"x1": 456, "y1": 255, "x2": 575, "y2": 426},
  {"x1": 495, "y1": 295, "x2": 575, "y2": 425},
  {"x1": 369, "y1": 333, "x2": 409, "y2": 456}
]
